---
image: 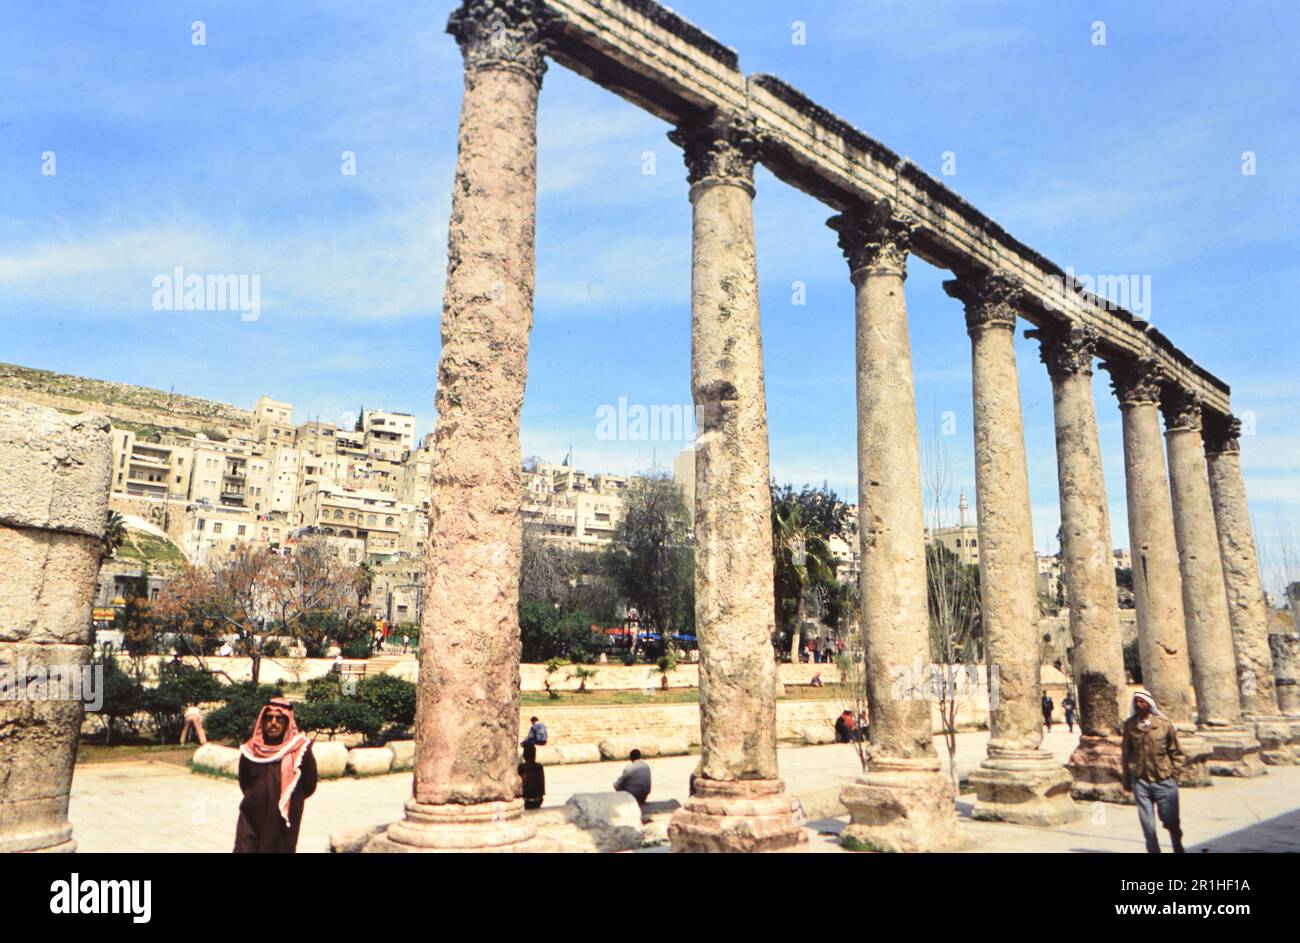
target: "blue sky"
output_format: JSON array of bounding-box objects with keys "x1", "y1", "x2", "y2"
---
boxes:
[{"x1": 2, "y1": 1, "x2": 1298, "y2": 590}]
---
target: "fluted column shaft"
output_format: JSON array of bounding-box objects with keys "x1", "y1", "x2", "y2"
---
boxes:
[
  {"x1": 1030, "y1": 325, "x2": 1126, "y2": 737},
  {"x1": 1104, "y1": 359, "x2": 1197, "y2": 727},
  {"x1": 1163, "y1": 390, "x2": 1241, "y2": 727},
  {"x1": 1204, "y1": 417, "x2": 1281, "y2": 718}
]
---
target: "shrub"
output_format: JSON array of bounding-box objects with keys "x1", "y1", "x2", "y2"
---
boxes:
[
  {"x1": 156, "y1": 661, "x2": 224, "y2": 705},
  {"x1": 93, "y1": 655, "x2": 144, "y2": 744},
  {"x1": 203, "y1": 683, "x2": 284, "y2": 743},
  {"x1": 356, "y1": 674, "x2": 416, "y2": 727},
  {"x1": 305, "y1": 674, "x2": 344, "y2": 703},
  {"x1": 344, "y1": 636, "x2": 372, "y2": 659},
  {"x1": 296, "y1": 698, "x2": 381, "y2": 741}
]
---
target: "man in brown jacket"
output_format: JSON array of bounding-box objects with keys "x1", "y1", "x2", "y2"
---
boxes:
[{"x1": 1121, "y1": 690, "x2": 1185, "y2": 853}]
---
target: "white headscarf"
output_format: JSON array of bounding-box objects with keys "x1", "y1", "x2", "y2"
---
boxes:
[{"x1": 1131, "y1": 689, "x2": 1163, "y2": 717}]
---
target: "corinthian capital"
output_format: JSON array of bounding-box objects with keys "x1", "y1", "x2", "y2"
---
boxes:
[
  {"x1": 1203, "y1": 412, "x2": 1242, "y2": 455},
  {"x1": 1161, "y1": 387, "x2": 1203, "y2": 433},
  {"x1": 826, "y1": 202, "x2": 916, "y2": 278},
  {"x1": 668, "y1": 112, "x2": 763, "y2": 190},
  {"x1": 447, "y1": 0, "x2": 557, "y2": 84},
  {"x1": 1101, "y1": 356, "x2": 1166, "y2": 406},
  {"x1": 1025, "y1": 323, "x2": 1099, "y2": 380},
  {"x1": 943, "y1": 270, "x2": 1023, "y2": 334}
]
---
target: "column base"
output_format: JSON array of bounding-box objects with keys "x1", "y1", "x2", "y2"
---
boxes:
[
  {"x1": 838, "y1": 757, "x2": 965, "y2": 852},
  {"x1": 1066, "y1": 735, "x2": 1130, "y2": 804},
  {"x1": 970, "y1": 748, "x2": 1079, "y2": 826},
  {"x1": 1199, "y1": 726, "x2": 1266, "y2": 777},
  {"x1": 1245, "y1": 718, "x2": 1296, "y2": 766},
  {"x1": 0, "y1": 822, "x2": 76, "y2": 854},
  {"x1": 668, "y1": 778, "x2": 807, "y2": 853},
  {"x1": 358, "y1": 798, "x2": 537, "y2": 853},
  {"x1": 1175, "y1": 733, "x2": 1214, "y2": 787}
]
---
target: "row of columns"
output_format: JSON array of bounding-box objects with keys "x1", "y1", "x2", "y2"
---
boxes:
[{"x1": 360, "y1": 0, "x2": 1295, "y2": 853}]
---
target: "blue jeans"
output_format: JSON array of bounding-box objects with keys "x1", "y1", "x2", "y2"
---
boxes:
[{"x1": 1133, "y1": 777, "x2": 1182, "y2": 853}]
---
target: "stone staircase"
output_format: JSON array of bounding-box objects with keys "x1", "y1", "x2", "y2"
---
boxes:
[{"x1": 367, "y1": 653, "x2": 415, "y2": 676}]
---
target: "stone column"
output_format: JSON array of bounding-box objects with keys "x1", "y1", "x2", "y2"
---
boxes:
[
  {"x1": 363, "y1": 0, "x2": 553, "y2": 853},
  {"x1": 1163, "y1": 390, "x2": 1264, "y2": 776},
  {"x1": 1102, "y1": 357, "x2": 1211, "y2": 785},
  {"x1": 665, "y1": 113, "x2": 805, "y2": 853},
  {"x1": 824, "y1": 203, "x2": 962, "y2": 852},
  {"x1": 1204, "y1": 414, "x2": 1296, "y2": 764},
  {"x1": 0, "y1": 397, "x2": 111, "y2": 853},
  {"x1": 1271, "y1": 634, "x2": 1300, "y2": 716},
  {"x1": 1027, "y1": 324, "x2": 1128, "y2": 802},
  {"x1": 944, "y1": 272, "x2": 1076, "y2": 825}
]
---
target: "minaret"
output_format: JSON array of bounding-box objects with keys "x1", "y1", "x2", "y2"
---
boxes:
[{"x1": 958, "y1": 491, "x2": 969, "y2": 528}]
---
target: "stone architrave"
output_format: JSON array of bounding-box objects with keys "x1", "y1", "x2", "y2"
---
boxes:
[
  {"x1": 1102, "y1": 357, "x2": 1211, "y2": 786},
  {"x1": 824, "y1": 203, "x2": 963, "y2": 852},
  {"x1": 1204, "y1": 414, "x2": 1297, "y2": 765},
  {"x1": 664, "y1": 113, "x2": 805, "y2": 854},
  {"x1": 1027, "y1": 324, "x2": 1128, "y2": 802},
  {"x1": 0, "y1": 396, "x2": 112, "y2": 853},
  {"x1": 361, "y1": 0, "x2": 556, "y2": 853},
  {"x1": 944, "y1": 272, "x2": 1076, "y2": 826},
  {"x1": 1162, "y1": 389, "x2": 1264, "y2": 777}
]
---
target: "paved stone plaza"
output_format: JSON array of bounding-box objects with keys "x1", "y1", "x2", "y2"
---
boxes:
[{"x1": 68, "y1": 729, "x2": 1300, "y2": 853}]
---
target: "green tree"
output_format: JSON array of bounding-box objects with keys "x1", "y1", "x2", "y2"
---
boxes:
[
  {"x1": 102, "y1": 510, "x2": 126, "y2": 561},
  {"x1": 604, "y1": 475, "x2": 694, "y2": 636},
  {"x1": 771, "y1": 483, "x2": 845, "y2": 659}
]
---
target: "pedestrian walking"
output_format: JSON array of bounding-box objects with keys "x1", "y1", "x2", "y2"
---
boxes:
[
  {"x1": 1121, "y1": 690, "x2": 1186, "y2": 853},
  {"x1": 1041, "y1": 693, "x2": 1055, "y2": 732},
  {"x1": 1062, "y1": 693, "x2": 1077, "y2": 733}
]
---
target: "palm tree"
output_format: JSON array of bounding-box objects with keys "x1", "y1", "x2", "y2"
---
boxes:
[
  {"x1": 355, "y1": 561, "x2": 375, "y2": 613},
  {"x1": 772, "y1": 500, "x2": 837, "y2": 662},
  {"x1": 102, "y1": 510, "x2": 126, "y2": 561}
]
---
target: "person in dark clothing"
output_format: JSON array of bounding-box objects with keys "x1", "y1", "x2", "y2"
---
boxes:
[
  {"x1": 518, "y1": 742, "x2": 546, "y2": 810},
  {"x1": 1062, "y1": 694, "x2": 1077, "y2": 733},
  {"x1": 834, "y1": 710, "x2": 855, "y2": 744},
  {"x1": 613, "y1": 749, "x2": 652, "y2": 806},
  {"x1": 233, "y1": 697, "x2": 317, "y2": 853},
  {"x1": 1041, "y1": 694, "x2": 1055, "y2": 732}
]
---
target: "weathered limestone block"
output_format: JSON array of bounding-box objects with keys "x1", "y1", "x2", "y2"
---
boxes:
[
  {"x1": 598, "y1": 736, "x2": 661, "y2": 761},
  {"x1": 349, "y1": 747, "x2": 395, "y2": 776},
  {"x1": 968, "y1": 750, "x2": 1079, "y2": 826},
  {"x1": 1253, "y1": 722, "x2": 1296, "y2": 766},
  {"x1": 670, "y1": 778, "x2": 806, "y2": 854},
  {"x1": 385, "y1": 739, "x2": 415, "y2": 771},
  {"x1": 1201, "y1": 729, "x2": 1267, "y2": 778},
  {"x1": 0, "y1": 398, "x2": 110, "y2": 854},
  {"x1": 1177, "y1": 735, "x2": 1214, "y2": 788},
  {"x1": 840, "y1": 758, "x2": 966, "y2": 852},
  {"x1": 657, "y1": 736, "x2": 689, "y2": 756},
  {"x1": 534, "y1": 744, "x2": 563, "y2": 766},
  {"x1": 313, "y1": 741, "x2": 349, "y2": 779},
  {"x1": 555, "y1": 743, "x2": 601, "y2": 765},
  {"x1": 191, "y1": 743, "x2": 241, "y2": 777},
  {"x1": 803, "y1": 726, "x2": 836, "y2": 745},
  {"x1": 1067, "y1": 735, "x2": 1129, "y2": 804}
]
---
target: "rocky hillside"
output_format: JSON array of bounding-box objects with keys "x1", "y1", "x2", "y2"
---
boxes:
[{"x1": 0, "y1": 362, "x2": 252, "y2": 438}]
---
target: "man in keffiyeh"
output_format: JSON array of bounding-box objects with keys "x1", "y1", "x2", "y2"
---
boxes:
[
  {"x1": 1121, "y1": 689, "x2": 1186, "y2": 854},
  {"x1": 233, "y1": 696, "x2": 318, "y2": 853}
]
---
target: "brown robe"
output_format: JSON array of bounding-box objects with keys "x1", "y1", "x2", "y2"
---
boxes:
[{"x1": 233, "y1": 747, "x2": 318, "y2": 853}]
